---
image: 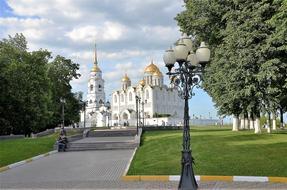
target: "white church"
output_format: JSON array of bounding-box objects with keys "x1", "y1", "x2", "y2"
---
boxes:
[{"x1": 81, "y1": 45, "x2": 184, "y2": 127}]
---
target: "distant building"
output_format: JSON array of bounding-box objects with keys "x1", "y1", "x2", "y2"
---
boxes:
[
  {"x1": 111, "y1": 61, "x2": 184, "y2": 126},
  {"x1": 80, "y1": 45, "x2": 196, "y2": 127}
]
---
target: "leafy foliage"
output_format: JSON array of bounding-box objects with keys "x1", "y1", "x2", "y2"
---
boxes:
[
  {"x1": 176, "y1": 0, "x2": 287, "y2": 118},
  {"x1": 0, "y1": 34, "x2": 82, "y2": 135}
]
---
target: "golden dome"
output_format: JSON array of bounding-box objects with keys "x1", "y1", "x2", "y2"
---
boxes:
[
  {"x1": 139, "y1": 79, "x2": 145, "y2": 86},
  {"x1": 144, "y1": 61, "x2": 160, "y2": 74},
  {"x1": 91, "y1": 64, "x2": 101, "y2": 72},
  {"x1": 122, "y1": 74, "x2": 130, "y2": 82},
  {"x1": 153, "y1": 70, "x2": 163, "y2": 77}
]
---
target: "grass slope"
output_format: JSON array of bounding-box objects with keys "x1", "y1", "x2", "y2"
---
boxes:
[
  {"x1": 0, "y1": 134, "x2": 57, "y2": 167},
  {"x1": 128, "y1": 127, "x2": 287, "y2": 177}
]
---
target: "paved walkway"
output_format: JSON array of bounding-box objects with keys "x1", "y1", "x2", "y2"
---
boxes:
[
  {"x1": 1, "y1": 149, "x2": 287, "y2": 189},
  {"x1": 0, "y1": 150, "x2": 134, "y2": 189}
]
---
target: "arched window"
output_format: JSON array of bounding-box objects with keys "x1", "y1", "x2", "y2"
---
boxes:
[
  {"x1": 146, "y1": 90, "x2": 149, "y2": 99},
  {"x1": 90, "y1": 85, "x2": 93, "y2": 92},
  {"x1": 114, "y1": 95, "x2": 117, "y2": 103},
  {"x1": 89, "y1": 100, "x2": 92, "y2": 104},
  {"x1": 121, "y1": 94, "x2": 124, "y2": 102},
  {"x1": 129, "y1": 92, "x2": 132, "y2": 101}
]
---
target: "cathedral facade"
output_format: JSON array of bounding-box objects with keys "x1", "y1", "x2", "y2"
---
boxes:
[
  {"x1": 81, "y1": 45, "x2": 184, "y2": 127},
  {"x1": 110, "y1": 61, "x2": 184, "y2": 126}
]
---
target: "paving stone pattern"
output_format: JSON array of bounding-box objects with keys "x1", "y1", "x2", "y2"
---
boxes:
[
  {"x1": 1, "y1": 147, "x2": 287, "y2": 189},
  {"x1": 0, "y1": 150, "x2": 133, "y2": 187},
  {"x1": 1, "y1": 181, "x2": 287, "y2": 189}
]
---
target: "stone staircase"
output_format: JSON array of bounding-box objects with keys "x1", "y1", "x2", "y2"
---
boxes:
[
  {"x1": 57, "y1": 128, "x2": 141, "y2": 152},
  {"x1": 67, "y1": 141, "x2": 138, "y2": 151},
  {"x1": 87, "y1": 128, "x2": 137, "y2": 137}
]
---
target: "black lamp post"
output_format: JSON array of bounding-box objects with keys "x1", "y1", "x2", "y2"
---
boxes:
[
  {"x1": 141, "y1": 99, "x2": 147, "y2": 127},
  {"x1": 60, "y1": 98, "x2": 66, "y2": 127},
  {"x1": 105, "y1": 101, "x2": 111, "y2": 128},
  {"x1": 163, "y1": 34, "x2": 211, "y2": 190},
  {"x1": 135, "y1": 95, "x2": 141, "y2": 135},
  {"x1": 82, "y1": 101, "x2": 88, "y2": 128}
]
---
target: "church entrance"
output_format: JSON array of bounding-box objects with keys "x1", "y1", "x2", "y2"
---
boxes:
[{"x1": 122, "y1": 112, "x2": 128, "y2": 120}]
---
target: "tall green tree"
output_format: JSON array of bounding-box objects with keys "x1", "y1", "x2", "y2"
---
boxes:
[
  {"x1": 47, "y1": 55, "x2": 81, "y2": 128},
  {"x1": 0, "y1": 34, "x2": 52, "y2": 135},
  {"x1": 176, "y1": 0, "x2": 286, "y2": 132},
  {"x1": 0, "y1": 34, "x2": 82, "y2": 135}
]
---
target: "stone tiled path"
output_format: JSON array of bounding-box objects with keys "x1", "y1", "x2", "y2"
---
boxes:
[
  {"x1": 1, "y1": 149, "x2": 287, "y2": 189},
  {"x1": 1, "y1": 181, "x2": 287, "y2": 189},
  {"x1": 0, "y1": 150, "x2": 133, "y2": 188}
]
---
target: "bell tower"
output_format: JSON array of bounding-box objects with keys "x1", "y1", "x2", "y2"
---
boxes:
[{"x1": 86, "y1": 43, "x2": 106, "y2": 111}]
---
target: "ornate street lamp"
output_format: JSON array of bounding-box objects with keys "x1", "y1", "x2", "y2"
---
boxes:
[
  {"x1": 135, "y1": 95, "x2": 141, "y2": 135},
  {"x1": 141, "y1": 99, "x2": 147, "y2": 127},
  {"x1": 105, "y1": 101, "x2": 111, "y2": 128},
  {"x1": 60, "y1": 98, "x2": 66, "y2": 128},
  {"x1": 163, "y1": 34, "x2": 211, "y2": 190},
  {"x1": 81, "y1": 100, "x2": 88, "y2": 128}
]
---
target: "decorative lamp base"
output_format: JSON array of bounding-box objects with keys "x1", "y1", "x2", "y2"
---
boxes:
[{"x1": 178, "y1": 150, "x2": 198, "y2": 190}]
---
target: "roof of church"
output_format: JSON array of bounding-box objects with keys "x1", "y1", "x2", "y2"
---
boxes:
[
  {"x1": 144, "y1": 60, "x2": 159, "y2": 73},
  {"x1": 91, "y1": 43, "x2": 102, "y2": 73},
  {"x1": 144, "y1": 60, "x2": 163, "y2": 76},
  {"x1": 139, "y1": 79, "x2": 145, "y2": 86},
  {"x1": 91, "y1": 64, "x2": 101, "y2": 72},
  {"x1": 122, "y1": 73, "x2": 131, "y2": 82},
  {"x1": 153, "y1": 69, "x2": 163, "y2": 77}
]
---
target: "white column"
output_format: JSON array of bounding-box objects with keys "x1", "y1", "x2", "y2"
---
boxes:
[
  {"x1": 232, "y1": 116, "x2": 239, "y2": 131},
  {"x1": 254, "y1": 117, "x2": 261, "y2": 134}
]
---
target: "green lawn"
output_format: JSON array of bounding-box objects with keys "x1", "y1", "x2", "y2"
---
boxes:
[
  {"x1": 128, "y1": 127, "x2": 287, "y2": 177},
  {"x1": 0, "y1": 134, "x2": 58, "y2": 167}
]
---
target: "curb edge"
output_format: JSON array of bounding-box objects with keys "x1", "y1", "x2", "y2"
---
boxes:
[{"x1": 0, "y1": 150, "x2": 57, "y2": 173}]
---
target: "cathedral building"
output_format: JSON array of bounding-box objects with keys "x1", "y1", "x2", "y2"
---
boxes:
[
  {"x1": 81, "y1": 45, "x2": 184, "y2": 127},
  {"x1": 110, "y1": 61, "x2": 184, "y2": 126}
]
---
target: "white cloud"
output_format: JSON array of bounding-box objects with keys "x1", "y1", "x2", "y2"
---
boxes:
[
  {"x1": 0, "y1": 17, "x2": 52, "y2": 27},
  {"x1": 1, "y1": 0, "x2": 183, "y2": 94},
  {"x1": 65, "y1": 22, "x2": 127, "y2": 43},
  {"x1": 0, "y1": 0, "x2": 219, "y2": 118},
  {"x1": 7, "y1": 0, "x2": 82, "y2": 19}
]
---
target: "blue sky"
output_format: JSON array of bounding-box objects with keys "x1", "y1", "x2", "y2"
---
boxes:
[{"x1": 0, "y1": 0, "x2": 222, "y2": 120}]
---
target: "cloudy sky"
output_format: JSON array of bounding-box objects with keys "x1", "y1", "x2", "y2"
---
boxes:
[{"x1": 0, "y1": 0, "x2": 221, "y2": 120}]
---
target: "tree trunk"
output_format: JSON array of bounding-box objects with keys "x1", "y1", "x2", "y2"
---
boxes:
[
  {"x1": 280, "y1": 108, "x2": 284, "y2": 128},
  {"x1": 267, "y1": 113, "x2": 271, "y2": 133},
  {"x1": 244, "y1": 118, "x2": 249, "y2": 130},
  {"x1": 240, "y1": 116, "x2": 244, "y2": 130},
  {"x1": 232, "y1": 115, "x2": 239, "y2": 131},
  {"x1": 254, "y1": 117, "x2": 261, "y2": 134},
  {"x1": 272, "y1": 113, "x2": 277, "y2": 130},
  {"x1": 249, "y1": 112, "x2": 254, "y2": 129},
  {"x1": 249, "y1": 120, "x2": 254, "y2": 129}
]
